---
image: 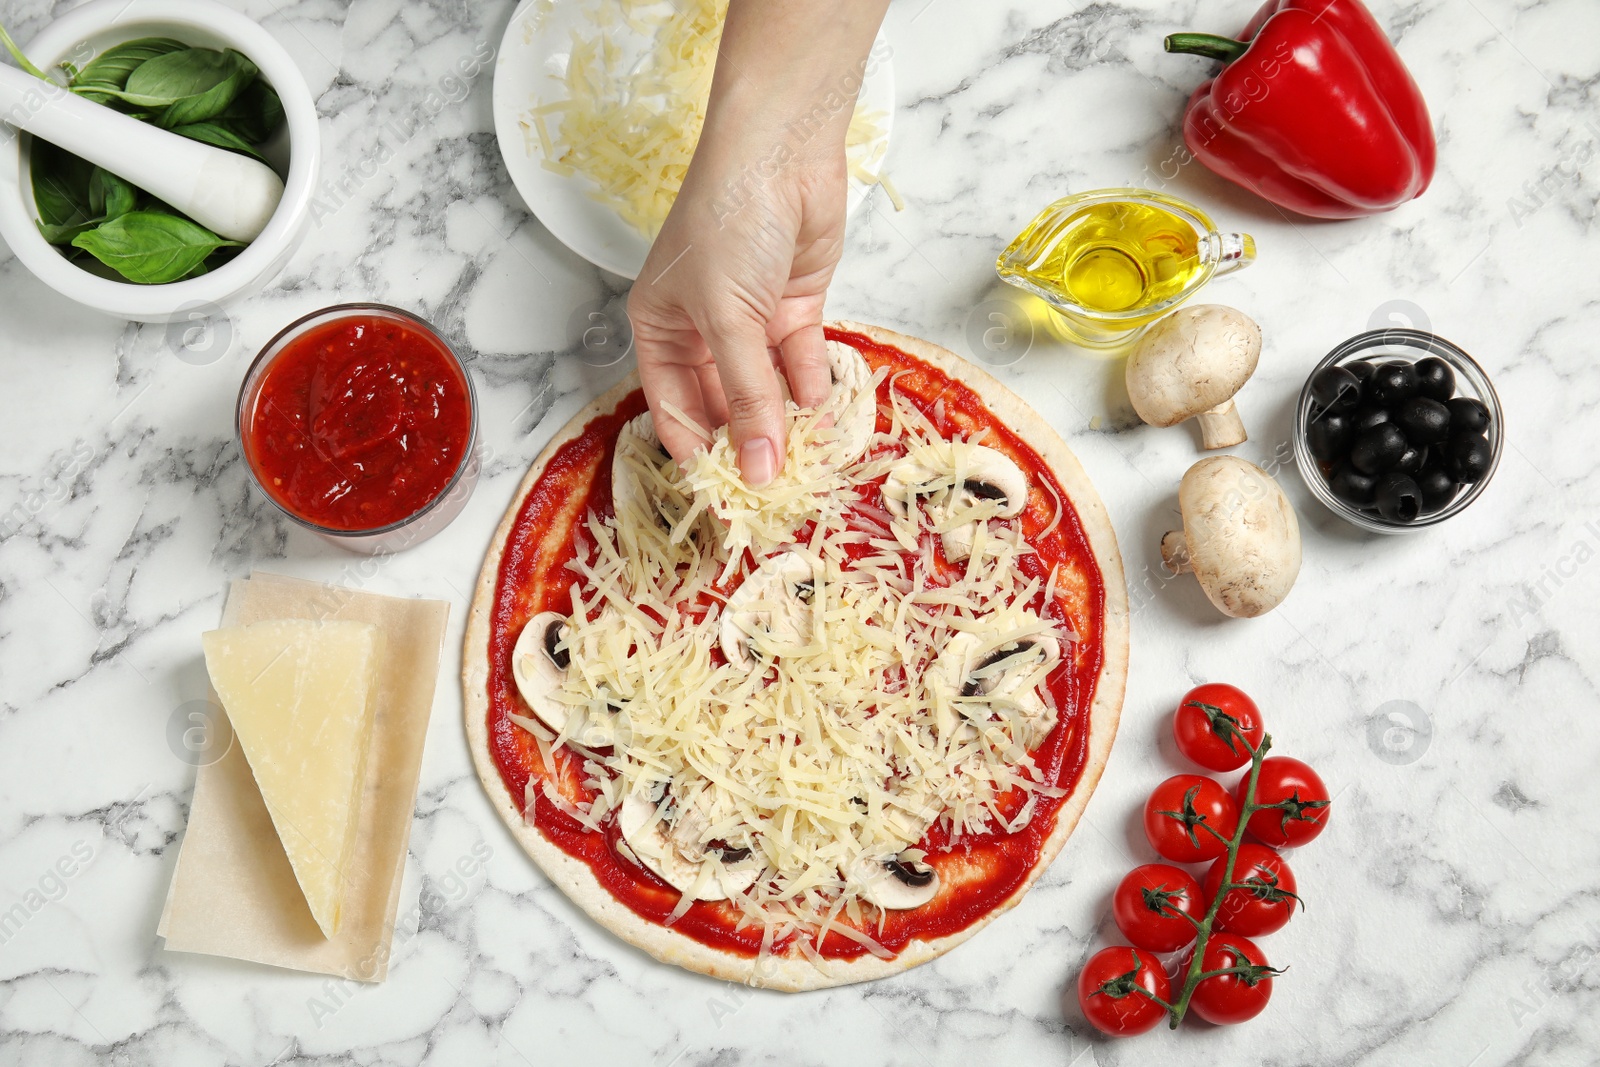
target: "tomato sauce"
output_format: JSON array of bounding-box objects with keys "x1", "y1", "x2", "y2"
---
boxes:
[
  {"x1": 242, "y1": 313, "x2": 473, "y2": 532},
  {"x1": 486, "y1": 328, "x2": 1108, "y2": 960}
]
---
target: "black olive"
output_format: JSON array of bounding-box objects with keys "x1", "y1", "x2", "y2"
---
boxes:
[
  {"x1": 1347, "y1": 359, "x2": 1377, "y2": 383},
  {"x1": 886, "y1": 857, "x2": 936, "y2": 887},
  {"x1": 1416, "y1": 465, "x2": 1458, "y2": 513},
  {"x1": 1329, "y1": 463, "x2": 1378, "y2": 506},
  {"x1": 1306, "y1": 411, "x2": 1353, "y2": 462},
  {"x1": 1350, "y1": 423, "x2": 1408, "y2": 474},
  {"x1": 1358, "y1": 376, "x2": 1383, "y2": 408},
  {"x1": 1351, "y1": 406, "x2": 1392, "y2": 434},
  {"x1": 1310, "y1": 365, "x2": 1362, "y2": 415},
  {"x1": 1414, "y1": 356, "x2": 1456, "y2": 402},
  {"x1": 714, "y1": 845, "x2": 752, "y2": 864},
  {"x1": 1447, "y1": 397, "x2": 1490, "y2": 435},
  {"x1": 1368, "y1": 360, "x2": 1420, "y2": 406},
  {"x1": 543, "y1": 620, "x2": 570, "y2": 671},
  {"x1": 1374, "y1": 473, "x2": 1423, "y2": 522},
  {"x1": 1396, "y1": 397, "x2": 1452, "y2": 445},
  {"x1": 1445, "y1": 432, "x2": 1493, "y2": 483},
  {"x1": 1395, "y1": 443, "x2": 1427, "y2": 475}
]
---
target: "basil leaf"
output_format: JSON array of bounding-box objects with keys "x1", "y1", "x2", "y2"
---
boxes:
[
  {"x1": 168, "y1": 121, "x2": 265, "y2": 161},
  {"x1": 88, "y1": 167, "x2": 139, "y2": 220},
  {"x1": 30, "y1": 141, "x2": 96, "y2": 227},
  {"x1": 37, "y1": 215, "x2": 107, "y2": 246},
  {"x1": 208, "y1": 80, "x2": 284, "y2": 144},
  {"x1": 70, "y1": 211, "x2": 241, "y2": 285},
  {"x1": 77, "y1": 88, "x2": 182, "y2": 108},
  {"x1": 70, "y1": 37, "x2": 187, "y2": 102},
  {"x1": 160, "y1": 54, "x2": 259, "y2": 127},
  {"x1": 98, "y1": 48, "x2": 256, "y2": 120}
]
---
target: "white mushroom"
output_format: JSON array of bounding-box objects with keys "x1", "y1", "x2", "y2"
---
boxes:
[
  {"x1": 818, "y1": 340, "x2": 877, "y2": 463},
  {"x1": 882, "y1": 453, "x2": 942, "y2": 520},
  {"x1": 866, "y1": 772, "x2": 942, "y2": 847},
  {"x1": 929, "y1": 628, "x2": 1061, "y2": 747},
  {"x1": 512, "y1": 612, "x2": 618, "y2": 746},
  {"x1": 1125, "y1": 304, "x2": 1261, "y2": 450},
  {"x1": 720, "y1": 549, "x2": 819, "y2": 669},
  {"x1": 618, "y1": 786, "x2": 759, "y2": 901},
  {"x1": 882, "y1": 445, "x2": 1029, "y2": 562},
  {"x1": 511, "y1": 611, "x2": 574, "y2": 733},
  {"x1": 1161, "y1": 456, "x2": 1301, "y2": 618},
  {"x1": 937, "y1": 447, "x2": 1029, "y2": 563},
  {"x1": 848, "y1": 851, "x2": 941, "y2": 910},
  {"x1": 839, "y1": 775, "x2": 942, "y2": 908}
]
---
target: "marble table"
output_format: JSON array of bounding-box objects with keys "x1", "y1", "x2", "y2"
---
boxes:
[{"x1": 2, "y1": 0, "x2": 1597, "y2": 1063}]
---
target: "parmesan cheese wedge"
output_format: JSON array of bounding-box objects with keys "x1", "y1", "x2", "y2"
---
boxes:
[{"x1": 200, "y1": 620, "x2": 384, "y2": 939}]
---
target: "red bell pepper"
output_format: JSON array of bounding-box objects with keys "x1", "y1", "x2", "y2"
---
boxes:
[{"x1": 1165, "y1": 0, "x2": 1436, "y2": 219}]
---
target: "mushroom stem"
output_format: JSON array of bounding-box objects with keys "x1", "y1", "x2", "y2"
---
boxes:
[
  {"x1": 1160, "y1": 531, "x2": 1192, "y2": 574},
  {"x1": 1195, "y1": 399, "x2": 1247, "y2": 450}
]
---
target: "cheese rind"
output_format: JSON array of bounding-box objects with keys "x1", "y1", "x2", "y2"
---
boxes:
[{"x1": 201, "y1": 620, "x2": 383, "y2": 938}]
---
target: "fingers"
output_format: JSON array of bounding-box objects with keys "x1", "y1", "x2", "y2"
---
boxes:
[
  {"x1": 630, "y1": 290, "x2": 787, "y2": 485},
  {"x1": 778, "y1": 322, "x2": 831, "y2": 409},
  {"x1": 639, "y1": 363, "x2": 716, "y2": 465},
  {"x1": 693, "y1": 359, "x2": 731, "y2": 429},
  {"x1": 630, "y1": 294, "x2": 717, "y2": 465},
  {"x1": 702, "y1": 314, "x2": 787, "y2": 488}
]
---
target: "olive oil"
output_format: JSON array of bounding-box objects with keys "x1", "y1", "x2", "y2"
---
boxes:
[
  {"x1": 1010, "y1": 201, "x2": 1203, "y2": 314},
  {"x1": 997, "y1": 189, "x2": 1256, "y2": 349}
]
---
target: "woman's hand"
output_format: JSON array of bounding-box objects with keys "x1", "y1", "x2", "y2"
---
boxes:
[
  {"x1": 629, "y1": 147, "x2": 843, "y2": 487},
  {"x1": 628, "y1": 0, "x2": 889, "y2": 487}
]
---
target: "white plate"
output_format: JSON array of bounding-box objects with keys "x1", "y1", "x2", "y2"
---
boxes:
[{"x1": 492, "y1": 0, "x2": 895, "y2": 280}]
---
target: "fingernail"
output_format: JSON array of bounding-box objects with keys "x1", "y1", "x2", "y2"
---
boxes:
[{"x1": 739, "y1": 438, "x2": 777, "y2": 488}]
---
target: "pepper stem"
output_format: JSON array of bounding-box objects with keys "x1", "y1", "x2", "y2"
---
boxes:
[{"x1": 1164, "y1": 32, "x2": 1250, "y2": 64}]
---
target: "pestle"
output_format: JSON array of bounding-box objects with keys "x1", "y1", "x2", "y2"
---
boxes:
[{"x1": 0, "y1": 61, "x2": 284, "y2": 242}]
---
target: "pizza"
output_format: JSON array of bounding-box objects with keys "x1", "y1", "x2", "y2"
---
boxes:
[{"x1": 463, "y1": 322, "x2": 1128, "y2": 991}]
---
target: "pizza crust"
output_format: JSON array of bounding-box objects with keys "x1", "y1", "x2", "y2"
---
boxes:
[{"x1": 462, "y1": 323, "x2": 1128, "y2": 992}]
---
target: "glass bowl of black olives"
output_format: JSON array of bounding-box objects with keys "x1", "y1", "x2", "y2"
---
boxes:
[{"x1": 1293, "y1": 329, "x2": 1501, "y2": 533}]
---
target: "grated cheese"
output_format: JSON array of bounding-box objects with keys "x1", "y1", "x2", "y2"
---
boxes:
[
  {"x1": 528, "y1": 0, "x2": 894, "y2": 238},
  {"x1": 512, "y1": 359, "x2": 1079, "y2": 953}
]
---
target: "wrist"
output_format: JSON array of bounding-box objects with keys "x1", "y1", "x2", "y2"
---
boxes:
[{"x1": 702, "y1": 0, "x2": 891, "y2": 166}]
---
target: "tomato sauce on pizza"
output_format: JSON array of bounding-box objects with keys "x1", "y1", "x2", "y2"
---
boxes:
[{"x1": 482, "y1": 326, "x2": 1109, "y2": 962}]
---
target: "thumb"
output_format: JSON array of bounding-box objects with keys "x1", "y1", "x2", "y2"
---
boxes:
[{"x1": 703, "y1": 315, "x2": 787, "y2": 489}]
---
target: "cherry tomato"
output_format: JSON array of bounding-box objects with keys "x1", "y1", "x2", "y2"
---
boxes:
[
  {"x1": 1180, "y1": 934, "x2": 1277, "y2": 1025},
  {"x1": 1112, "y1": 864, "x2": 1206, "y2": 952},
  {"x1": 1172, "y1": 684, "x2": 1265, "y2": 771},
  {"x1": 1077, "y1": 946, "x2": 1171, "y2": 1036},
  {"x1": 1143, "y1": 775, "x2": 1240, "y2": 863},
  {"x1": 1241, "y1": 757, "x2": 1331, "y2": 848},
  {"x1": 1204, "y1": 843, "x2": 1299, "y2": 936}
]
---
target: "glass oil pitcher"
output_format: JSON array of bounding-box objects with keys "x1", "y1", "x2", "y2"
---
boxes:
[{"x1": 996, "y1": 188, "x2": 1255, "y2": 350}]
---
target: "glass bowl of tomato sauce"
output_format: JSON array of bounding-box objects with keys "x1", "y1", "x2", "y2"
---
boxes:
[{"x1": 237, "y1": 304, "x2": 479, "y2": 554}]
